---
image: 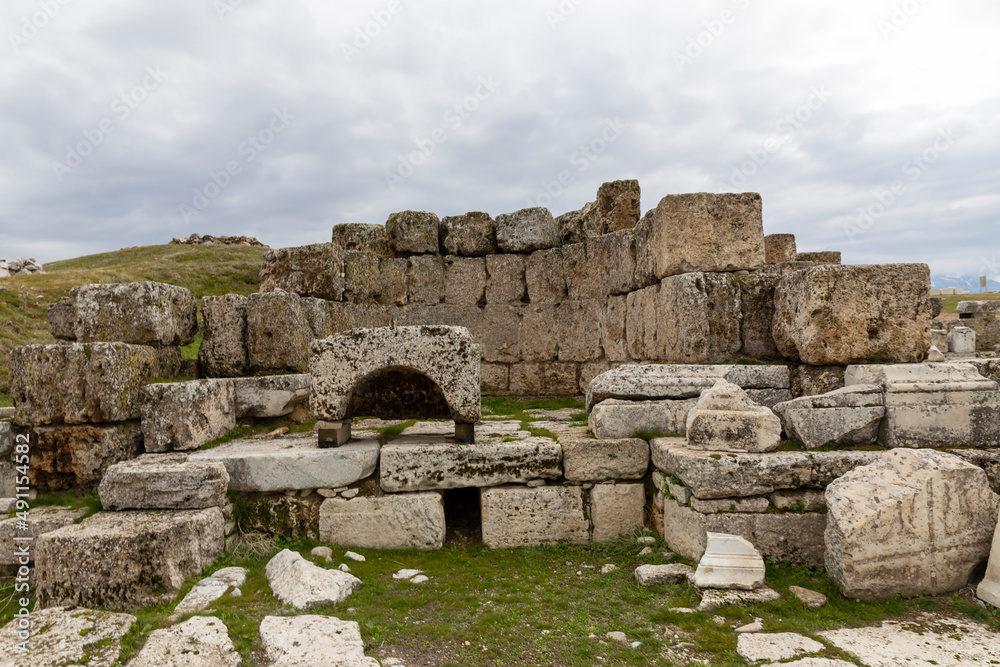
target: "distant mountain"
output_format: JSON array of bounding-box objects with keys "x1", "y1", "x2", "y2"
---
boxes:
[{"x1": 931, "y1": 274, "x2": 1000, "y2": 293}]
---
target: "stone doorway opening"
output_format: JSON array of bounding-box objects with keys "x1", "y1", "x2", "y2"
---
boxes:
[{"x1": 444, "y1": 488, "x2": 481, "y2": 544}]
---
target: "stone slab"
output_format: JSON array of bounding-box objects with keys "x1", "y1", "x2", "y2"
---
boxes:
[
  {"x1": 98, "y1": 454, "x2": 230, "y2": 510},
  {"x1": 737, "y1": 632, "x2": 824, "y2": 663},
  {"x1": 774, "y1": 384, "x2": 885, "y2": 450},
  {"x1": 634, "y1": 563, "x2": 694, "y2": 586},
  {"x1": 561, "y1": 438, "x2": 648, "y2": 482},
  {"x1": 319, "y1": 493, "x2": 446, "y2": 549},
  {"x1": 129, "y1": 615, "x2": 240, "y2": 667},
  {"x1": 0, "y1": 606, "x2": 135, "y2": 667},
  {"x1": 174, "y1": 567, "x2": 248, "y2": 615},
  {"x1": 481, "y1": 485, "x2": 589, "y2": 548},
  {"x1": 588, "y1": 398, "x2": 695, "y2": 439},
  {"x1": 259, "y1": 615, "x2": 380, "y2": 667},
  {"x1": 821, "y1": 616, "x2": 1000, "y2": 667},
  {"x1": 233, "y1": 374, "x2": 310, "y2": 418}
]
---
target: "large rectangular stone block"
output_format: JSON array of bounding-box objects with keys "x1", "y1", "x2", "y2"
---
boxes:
[
  {"x1": 650, "y1": 193, "x2": 765, "y2": 278},
  {"x1": 495, "y1": 208, "x2": 560, "y2": 253},
  {"x1": 520, "y1": 304, "x2": 558, "y2": 361},
  {"x1": 406, "y1": 255, "x2": 446, "y2": 304},
  {"x1": 736, "y1": 269, "x2": 782, "y2": 360},
  {"x1": 586, "y1": 230, "x2": 637, "y2": 296},
  {"x1": 0, "y1": 506, "x2": 87, "y2": 573},
  {"x1": 30, "y1": 422, "x2": 143, "y2": 492},
  {"x1": 246, "y1": 291, "x2": 312, "y2": 373},
  {"x1": 199, "y1": 295, "x2": 248, "y2": 378},
  {"x1": 303, "y1": 298, "x2": 393, "y2": 339},
  {"x1": 98, "y1": 454, "x2": 230, "y2": 510},
  {"x1": 561, "y1": 437, "x2": 649, "y2": 482},
  {"x1": 142, "y1": 379, "x2": 236, "y2": 452},
  {"x1": 601, "y1": 295, "x2": 628, "y2": 363},
  {"x1": 557, "y1": 300, "x2": 603, "y2": 362},
  {"x1": 485, "y1": 254, "x2": 526, "y2": 303},
  {"x1": 233, "y1": 374, "x2": 310, "y2": 419},
  {"x1": 481, "y1": 485, "x2": 589, "y2": 548},
  {"x1": 657, "y1": 272, "x2": 743, "y2": 363},
  {"x1": 319, "y1": 493, "x2": 446, "y2": 549},
  {"x1": 508, "y1": 362, "x2": 578, "y2": 396},
  {"x1": 440, "y1": 212, "x2": 497, "y2": 256},
  {"x1": 589, "y1": 398, "x2": 696, "y2": 438},
  {"x1": 591, "y1": 483, "x2": 645, "y2": 542},
  {"x1": 344, "y1": 251, "x2": 407, "y2": 305},
  {"x1": 259, "y1": 243, "x2": 345, "y2": 300},
  {"x1": 331, "y1": 222, "x2": 387, "y2": 252},
  {"x1": 525, "y1": 248, "x2": 567, "y2": 303},
  {"x1": 595, "y1": 180, "x2": 641, "y2": 233},
  {"x1": 444, "y1": 256, "x2": 487, "y2": 305},
  {"x1": 625, "y1": 283, "x2": 659, "y2": 360},
  {"x1": 386, "y1": 210, "x2": 440, "y2": 255},
  {"x1": 481, "y1": 304, "x2": 523, "y2": 362},
  {"x1": 70, "y1": 281, "x2": 198, "y2": 347}
]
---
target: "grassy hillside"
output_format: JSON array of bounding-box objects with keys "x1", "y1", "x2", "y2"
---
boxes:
[
  {"x1": 940, "y1": 291, "x2": 1000, "y2": 314},
  {"x1": 0, "y1": 244, "x2": 267, "y2": 401}
]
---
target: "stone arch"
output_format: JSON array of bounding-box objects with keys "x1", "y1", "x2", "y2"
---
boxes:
[{"x1": 346, "y1": 365, "x2": 451, "y2": 420}]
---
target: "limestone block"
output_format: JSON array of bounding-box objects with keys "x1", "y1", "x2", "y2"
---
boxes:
[
  {"x1": 520, "y1": 304, "x2": 558, "y2": 361},
  {"x1": 738, "y1": 268, "x2": 782, "y2": 360},
  {"x1": 693, "y1": 532, "x2": 765, "y2": 590},
  {"x1": 0, "y1": 607, "x2": 135, "y2": 667},
  {"x1": 651, "y1": 440, "x2": 882, "y2": 500},
  {"x1": 142, "y1": 379, "x2": 236, "y2": 452},
  {"x1": 310, "y1": 325, "x2": 481, "y2": 423},
  {"x1": 586, "y1": 363, "x2": 791, "y2": 410},
  {"x1": 35, "y1": 508, "x2": 226, "y2": 609},
  {"x1": 691, "y1": 496, "x2": 770, "y2": 514},
  {"x1": 773, "y1": 264, "x2": 931, "y2": 365},
  {"x1": 259, "y1": 243, "x2": 345, "y2": 301},
  {"x1": 481, "y1": 362, "x2": 510, "y2": 393},
  {"x1": 0, "y1": 506, "x2": 87, "y2": 571},
  {"x1": 595, "y1": 179, "x2": 641, "y2": 233},
  {"x1": 379, "y1": 438, "x2": 561, "y2": 492},
  {"x1": 774, "y1": 385, "x2": 884, "y2": 449},
  {"x1": 495, "y1": 207, "x2": 560, "y2": 253},
  {"x1": 589, "y1": 398, "x2": 696, "y2": 439},
  {"x1": 509, "y1": 362, "x2": 578, "y2": 396},
  {"x1": 304, "y1": 299, "x2": 393, "y2": 340},
  {"x1": 343, "y1": 251, "x2": 407, "y2": 305},
  {"x1": 485, "y1": 254, "x2": 526, "y2": 303},
  {"x1": 625, "y1": 283, "x2": 658, "y2": 359},
  {"x1": 977, "y1": 508, "x2": 1000, "y2": 607},
  {"x1": 586, "y1": 230, "x2": 638, "y2": 295},
  {"x1": 440, "y1": 211, "x2": 497, "y2": 256},
  {"x1": 246, "y1": 291, "x2": 312, "y2": 373},
  {"x1": 10, "y1": 342, "x2": 157, "y2": 426},
  {"x1": 331, "y1": 222, "x2": 386, "y2": 252},
  {"x1": 98, "y1": 454, "x2": 230, "y2": 510},
  {"x1": 601, "y1": 295, "x2": 628, "y2": 362},
  {"x1": 319, "y1": 493, "x2": 445, "y2": 549},
  {"x1": 557, "y1": 300, "x2": 603, "y2": 362},
  {"x1": 47, "y1": 297, "x2": 76, "y2": 340},
  {"x1": 386, "y1": 210, "x2": 440, "y2": 255},
  {"x1": 579, "y1": 361, "x2": 612, "y2": 396},
  {"x1": 525, "y1": 248, "x2": 567, "y2": 303},
  {"x1": 406, "y1": 254, "x2": 445, "y2": 304},
  {"x1": 958, "y1": 300, "x2": 1000, "y2": 316},
  {"x1": 265, "y1": 549, "x2": 362, "y2": 609},
  {"x1": 199, "y1": 295, "x2": 249, "y2": 378},
  {"x1": 481, "y1": 485, "x2": 589, "y2": 548},
  {"x1": 233, "y1": 374, "x2": 310, "y2": 418},
  {"x1": 444, "y1": 256, "x2": 487, "y2": 305},
  {"x1": 697, "y1": 587, "x2": 781, "y2": 612},
  {"x1": 561, "y1": 437, "x2": 648, "y2": 482},
  {"x1": 174, "y1": 567, "x2": 248, "y2": 615},
  {"x1": 70, "y1": 281, "x2": 198, "y2": 347},
  {"x1": 129, "y1": 615, "x2": 240, "y2": 667},
  {"x1": 765, "y1": 234, "x2": 797, "y2": 264},
  {"x1": 825, "y1": 449, "x2": 1000, "y2": 599},
  {"x1": 591, "y1": 483, "x2": 645, "y2": 542},
  {"x1": 189, "y1": 434, "x2": 379, "y2": 492},
  {"x1": 658, "y1": 272, "x2": 743, "y2": 363},
  {"x1": 259, "y1": 615, "x2": 380, "y2": 667},
  {"x1": 480, "y1": 304, "x2": 523, "y2": 363},
  {"x1": 930, "y1": 329, "x2": 949, "y2": 352},
  {"x1": 737, "y1": 633, "x2": 824, "y2": 664},
  {"x1": 634, "y1": 563, "x2": 695, "y2": 586},
  {"x1": 29, "y1": 422, "x2": 143, "y2": 492},
  {"x1": 685, "y1": 380, "x2": 782, "y2": 453},
  {"x1": 791, "y1": 365, "x2": 846, "y2": 397},
  {"x1": 650, "y1": 192, "x2": 765, "y2": 278},
  {"x1": 949, "y1": 326, "x2": 976, "y2": 353},
  {"x1": 796, "y1": 251, "x2": 841, "y2": 264},
  {"x1": 632, "y1": 208, "x2": 656, "y2": 288},
  {"x1": 239, "y1": 492, "x2": 323, "y2": 539},
  {"x1": 562, "y1": 242, "x2": 597, "y2": 300}
]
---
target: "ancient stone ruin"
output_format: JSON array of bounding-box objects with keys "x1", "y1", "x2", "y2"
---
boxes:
[{"x1": 0, "y1": 257, "x2": 43, "y2": 278}]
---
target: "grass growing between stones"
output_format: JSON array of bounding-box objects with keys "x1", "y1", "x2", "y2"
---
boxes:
[
  {"x1": 102, "y1": 533, "x2": 1000, "y2": 667},
  {"x1": 28, "y1": 490, "x2": 103, "y2": 521},
  {"x1": 0, "y1": 393, "x2": 10, "y2": 407},
  {"x1": 200, "y1": 419, "x2": 318, "y2": 450}
]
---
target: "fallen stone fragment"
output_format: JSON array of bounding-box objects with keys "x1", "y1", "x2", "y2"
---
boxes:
[
  {"x1": 311, "y1": 546, "x2": 333, "y2": 562},
  {"x1": 697, "y1": 587, "x2": 781, "y2": 612},
  {"x1": 265, "y1": 549, "x2": 362, "y2": 610},
  {"x1": 638, "y1": 547, "x2": 653, "y2": 556},
  {"x1": 927, "y1": 345, "x2": 945, "y2": 362},
  {"x1": 410, "y1": 575, "x2": 429, "y2": 584},
  {"x1": 601, "y1": 564, "x2": 617, "y2": 574},
  {"x1": 820, "y1": 615, "x2": 1000, "y2": 666},
  {"x1": 977, "y1": 507, "x2": 1000, "y2": 607},
  {"x1": 173, "y1": 567, "x2": 248, "y2": 616},
  {"x1": 685, "y1": 380, "x2": 781, "y2": 453},
  {"x1": 345, "y1": 551, "x2": 365, "y2": 562},
  {"x1": 606, "y1": 631, "x2": 628, "y2": 644},
  {"x1": 128, "y1": 615, "x2": 240, "y2": 667},
  {"x1": 0, "y1": 606, "x2": 135, "y2": 667},
  {"x1": 99, "y1": 454, "x2": 229, "y2": 510},
  {"x1": 735, "y1": 619, "x2": 763, "y2": 633},
  {"x1": 737, "y1": 632, "x2": 823, "y2": 661},
  {"x1": 789, "y1": 585, "x2": 828, "y2": 608},
  {"x1": 393, "y1": 569, "x2": 422, "y2": 580},
  {"x1": 693, "y1": 532, "x2": 765, "y2": 590},
  {"x1": 142, "y1": 380, "x2": 236, "y2": 452},
  {"x1": 259, "y1": 615, "x2": 380, "y2": 667},
  {"x1": 773, "y1": 385, "x2": 885, "y2": 450},
  {"x1": 634, "y1": 564, "x2": 694, "y2": 586}
]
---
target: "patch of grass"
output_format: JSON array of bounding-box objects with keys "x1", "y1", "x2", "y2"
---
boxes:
[
  {"x1": 570, "y1": 411, "x2": 590, "y2": 423},
  {"x1": 940, "y1": 291, "x2": 1000, "y2": 314},
  {"x1": 633, "y1": 430, "x2": 669, "y2": 442},
  {"x1": 200, "y1": 419, "x2": 317, "y2": 450},
  {"x1": 0, "y1": 393, "x2": 11, "y2": 408},
  {"x1": 481, "y1": 396, "x2": 585, "y2": 416},
  {"x1": 375, "y1": 419, "x2": 418, "y2": 444},
  {"x1": 30, "y1": 490, "x2": 103, "y2": 522},
  {"x1": 182, "y1": 332, "x2": 202, "y2": 361}
]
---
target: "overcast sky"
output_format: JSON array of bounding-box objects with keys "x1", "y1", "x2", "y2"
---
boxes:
[{"x1": 2, "y1": 0, "x2": 998, "y2": 285}]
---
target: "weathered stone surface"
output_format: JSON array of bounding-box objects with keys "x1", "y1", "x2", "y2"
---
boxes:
[
  {"x1": 35, "y1": 508, "x2": 226, "y2": 609},
  {"x1": 199, "y1": 295, "x2": 249, "y2": 377},
  {"x1": 658, "y1": 272, "x2": 743, "y2": 363},
  {"x1": 343, "y1": 251, "x2": 407, "y2": 305},
  {"x1": 331, "y1": 223, "x2": 386, "y2": 252},
  {"x1": 444, "y1": 256, "x2": 487, "y2": 305},
  {"x1": 825, "y1": 449, "x2": 1000, "y2": 599},
  {"x1": 485, "y1": 253, "x2": 526, "y2": 303},
  {"x1": 0, "y1": 606, "x2": 135, "y2": 667},
  {"x1": 509, "y1": 362, "x2": 579, "y2": 396},
  {"x1": 239, "y1": 492, "x2": 322, "y2": 539},
  {"x1": 927, "y1": 345, "x2": 946, "y2": 362},
  {"x1": 259, "y1": 615, "x2": 380, "y2": 667},
  {"x1": 773, "y1": 264, "x2": 931, "y2": 365},
  {"x1": 98, "y1": 454, "x2": 229, "y2": 510},
  {"x1": 303, "y1": 299, "x2": 393, "y2": 339},
  {"x1": 594, "y1": 179, "x2": 641, "y2": 233},
  {"x1": 525, "y1": 248, "x2": 567, "y2": 303},
  {"x1": 130, "y1": 616, "x2": 240, "y2": 667},
  {"x1": 380, "y1": 438, "x2": 561, "y2": 492},
  {"x1": 586, "y1": 230, "x2": 637, "y2": 295},
  {"x1": 685, "y1": 380, "x2": 782, "y2": 453},
  {"x1": 737, "y1": 632, "x2": 824, "y2": 663},
  {"x1": 481, "y1": 362, "x2": 509, "y2": 393},
  {"x1": 789, "y1": 585, "x2": 828, "y2": 608},
  {"x1": 495, "y1": 207, "x2": 560, "y2": 253},
  {"x1": 29, "y1": 422, "x2": 142, "y2": 492},
  {"x1": 319, "y1": 493, "x2": 445, "y2": 549},
  {"x1": 795, "y1": 251, "x2": 841, "y2": 264},
  {"x1": 624, "y1": 283, "x2": 658, "y2": 359},
  {"x1": 142, "y1": 380, "x2": 235, "y2": 452},
  {"x1": 406, "y1": 254, "x2": 445, "y2": 304},
  {"x1": 691, "y1": 496, "x2": 770, "y2": 514},
  {"x1": 663, "y1": 494, "x2": 826, "y2": 565},
  {"x1": 738, "y1": 268, "x2": 783, "y2": 360},
  {"x1": 978, "y1": 508, "x2": 1000, "y2": 607},
  {"x1": 480, "y1": 304, "x2": 523, "y2": 363},
  {"x1": 969, "y1": 358, "x2": 1000, "y2": 384},
  {"x1": 632, "y1": 208, "x2": 656, "y2": 288},
  {"x1": 0, "y1": 506, "x2": 86, "y2": 572},
  {"x1": 697, "y1": 587, "x2": 781, "y2": 612},
  {"x1": 440, "y1": 211, "x2": 497, "y2": 256},
  {"x1": 693, "y1": 532, "x2": 765, "y2": 590},
  {"x1": 246, "y1": 291, "x2": 312, "y2": 373},
  {"x1": 310, "y1": 325, "x2": 481, "y2": 423},
  {"x1": 847, "y1": 363, "x2": 1000, "y2": 448},
  {"x1": 386, "y1": 210, "x2": 440, "y2": 255},
  {"x1": 958, "y1": 300, "x2": 1000, "y2": 316},
  {"x1": 650, "y1": 193, "x2": 765, "y2": 278},
  {"x1": 587, "y1": 364, "x2": 791, "y2": 411},
  {"x1": 189, "y1": 435, "x2": 378, "y2": 492},
  {"x1": 600, "y1": 295, "x2": 628, "y2": 362},
  {"x1": 70, "y1": 281, "x2": 197, "y2": 347},
  {"x1": 10, "y1": 343, "x2": 157, "y2": 425},
  {"x1": 557, "y1": 300, "x2": 602, "y2": 362},
  {"x1": 481, "y1": 485, "x2": 589, "y2": 548},
  {"x1": 0, "y1": 422, "x2": 10, "y2": 459},
  {"x1": 765, "y1": 234, "x2": 797, "y2": 264},
  {"x1": 774, "y1": 385, "x2": 884, "y2": 449},
  {"x1": 772, "y1": 490, "x2": 827, "y2": 512},
  {"x1": 520, "y1": 304, "x2": 558, "y2": 361},
  {"x1": 634, "y1": 563, "x2": 695, "y2": 586},
  {"x1": 233, "y1": 374, "x2": 310, "y2": 419},
  {"x1": 949, "y1": 326, "x2": 976, "y2": 353},
  {"x1": 589, "y1": 398, "x2": 696, "y2": 438},
  {"x1": 260, "y1": 243, "x2": 345, "y2": 301},
  {"x1": 47, "y1": 297, "x2": 76, "y2": 340},
  {"x1": 591, "y1": 483, "x2": 645, "y2": 542},
  {"x1": 821, "y1": 616, "x2": 1000, "y2": 666},
  {"x1": 174, "y1": 567, "x2": 248, "y2": 615},
  {"x1": 791, "y1": 365, "x2": 846, "y2": 397},
  {"x1": 265, "y1": 549, "x2": 362, "y2": 609},
  {"x1": 561, "y1": 437, "x2": 648, "y2": 482}
]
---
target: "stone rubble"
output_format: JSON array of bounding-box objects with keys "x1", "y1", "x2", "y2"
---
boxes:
[
  {"x1": 633, "y1": 564, "x2": 694, "y2": 586},
  {"x1": 265, "y1": 549, "x2": 362, "y2": 610},
  {"x1": 173, "y1": 567, "x2": 248, "y2": 615},
  {"x1": 128, "y1": 615, "x2": 241, "y2": 667}
]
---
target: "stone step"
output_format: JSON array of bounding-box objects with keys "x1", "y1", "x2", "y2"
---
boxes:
[{"x1": 98, "y1": 454, "x2": 229, "y2": 510}]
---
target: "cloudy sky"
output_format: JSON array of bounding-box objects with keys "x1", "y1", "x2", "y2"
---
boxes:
[{"x1": 2, "y1": 0, "x2": 998, "y2": 285}]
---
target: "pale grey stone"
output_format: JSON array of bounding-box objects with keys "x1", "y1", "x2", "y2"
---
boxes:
[
  {"x1": 259, "y1": 243, "x2": 345, "y2": 301},
  {"x1": 129, "y1": 615, "x2": 240, "y2": 667},
  {"x1": 199, "y1": 295, "x2": 249, "y2": 378},
  {"x1": 495, "y1": 207, "x2": 560, "y2": 253},
  {"x1": 685, "y1": 380, "x2": 782, "y2": 453},
  {"x1": 266, "y1": 549, "x2": 362, "y2": 609},
  {"x1": 764, "y1": 234, "x2": 797, "y2": 264},
  {"x1": 47, "y1": 298, "x2": 76, "y2": 340},
  {"x1": 697, "y1": 587, "x2": 780, "y2": 612},
  {"x1": 556, "y1": 300, "x2": 603, "y2": 362},
  {"x1": 444, "y1": 256, "x2": 487, "y2": 305},
  {"x1": 440, "y1": 212, "x2": 497, "y2": 256},
  {"x1": 0, "y1": 606, "x2": 135, "y2": 667},
  {"x1": 343, "y1": 251, "x2": 407, "y2": 305},
  {"x1": 406, "y1": 255, "x2": 446, "y2": 304},
  {"x1": 820, "y1": 617, "x2": 1000, "y2": 666},
  {"x1": 789, "y1": 585, "x2": 827, "y2": 608},
  {"x1": 737, "y1": 633, "x2": 824, "y2": 663},
  {"x1": 142, "y1": 380, "x2": 236, "y2": 452},
  {"x1": 773, "y1": 384, "x2": 885, "y2": 449},
  {"x1": 99, "y1": 454, "x2": 228, "y2": 510},
  {"x1": 825, "y1": 449, "x2": 1000, "y2": 599},
  {"x1": 70, "y1": 281, "x2": 197, "y2": 346},
  {"x1": 385, "y1": 210, "x2": 440, "y2": 255},
  {"x1": 319, "y1": 493, "x2": 445, "y2": 549},
  {"x1": 928, "y1": 345, "x2": 945, "y2": 362},
  {"x1": 795, "y1": 251, "x2": 841, "y2": 263},
  {"x1": 561, "y1": 437, "x2": 648, "y2": 482},
  {"x1": 525, "y1": 248, "x2": 567, "y2": 303},
  {"x1": 949, "y1": 326, "x2": 976, "y2": 353},
  {"x1": 690, "y1": 496, "x2": 770, "y2": 514},
  {"x1": 977, "y1": 508, "x2": 1000, "y2": 607},
  {"x1": 634, "y1": 563, "x2": 694, "y2": 586},
  {"x1": 259, "y1": 615, "x2": 380, "y2": 667},
  {"x1": 657, "y1": 272, "x2": 743, "y2": 363},
  {"x1": 173, "y1": 567, "x2": 248, "y2": 615},
  {"x1": 233, "y1": 374, "x2": 310, "y2": 419},
  {"x1": 591, "y1": 483, "x2": 645, "y2": 542},
  {"x1": 481, "y1": 485, "x2": 589, "y2": 548},
  {"x1": 692, "y1": 532, "x2": 765, "y2": 590},
  {"x1": 189, "y1": 434, "x2": 379, "y2": 492}
]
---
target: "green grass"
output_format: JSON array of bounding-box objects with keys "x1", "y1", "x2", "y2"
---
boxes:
[
  {"x1": 29, "y1": 490, "x2": 103, "y2": 521},
  {"x1": 940, "y1": 291, "x2": 1000, "y2": 314},
  {"x1": 633, "y1": 430, "x2": 670, "y2": 441},
  {"x1": 200, "y1": 419, "x2": 317, "y2": 450},
  {"x1": 0, "y1": 393, "x2": 10, "y2": 407},
  {"x1": 481, "y1": 396, "x2": 585, "y2": 416},
  {"x1": 182, "y1": 333, "x2": 203, "y2": 361}
]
